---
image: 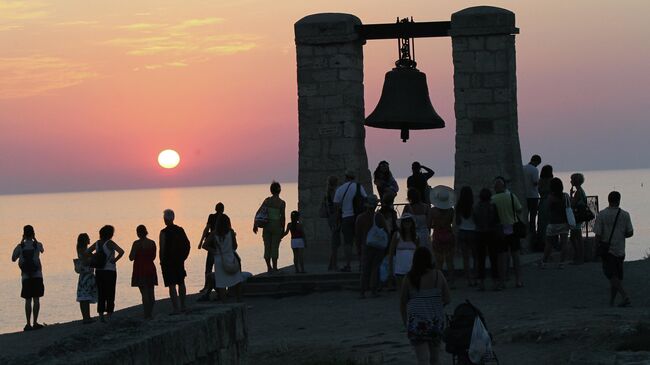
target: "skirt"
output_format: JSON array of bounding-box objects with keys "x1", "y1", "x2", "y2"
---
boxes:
[
  {"x1": 77, "y1": 272, "x2": 97, "y2": 302},
  {"x1": 22, "y1": 277, "x2": 45, "y2": 299},
  {"x1": 291, "y1": 238, "x2": 305, "y2": 249}
]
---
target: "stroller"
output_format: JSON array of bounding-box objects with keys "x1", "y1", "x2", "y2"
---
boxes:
[{"x1": 444, "y1": 300, "x2": 499, "y2": 365}]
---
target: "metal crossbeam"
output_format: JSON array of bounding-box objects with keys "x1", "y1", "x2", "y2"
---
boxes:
[{"x1": 357, "y1": 21, "x2": 451, "y2": 40}]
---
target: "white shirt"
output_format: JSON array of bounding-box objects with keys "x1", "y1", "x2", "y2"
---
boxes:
[
  {"x1": 593, "y1": 207, "x2": 633, "y2": 258},
  {"x1": 523, "y1": 163, "x2": 540, "y2": 199},
  {"x1": 333, "y1": 181, "x2": 368, "y2": 218}
]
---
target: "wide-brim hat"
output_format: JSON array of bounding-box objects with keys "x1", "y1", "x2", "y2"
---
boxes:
[{"x1": 430, "y1": 185, "x2": 455, "y2": 209}]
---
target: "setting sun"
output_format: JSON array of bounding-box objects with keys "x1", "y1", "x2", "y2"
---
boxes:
[{"x1": 158, "y1": 149, "x2": 180, "y2": 169}]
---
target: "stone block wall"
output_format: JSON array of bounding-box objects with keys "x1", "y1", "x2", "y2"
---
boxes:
[
  {"x1": 295, "y1": 13, "x2": 371, "y2": 262},
  {"x1": 451, "y1": 6, "x2": 526, "y2": 208}
]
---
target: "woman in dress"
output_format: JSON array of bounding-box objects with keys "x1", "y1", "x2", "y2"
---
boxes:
[
  {"x1": 455, "y1": 186, "x2": 477, "y2": 287},
  {"x1": 400, "y1": 247, "x2": 450, "y2": 365},
  {"x1": 254, "y1": 181, "x2": 286, "y2": 273},
  {"x1": 388, "y1": 214, "x2": 419, "y2": 289},
  {"x1": 536, "y1": 165, "x2": 554, "y2": 251},
  {"x1": 541, "y1": 177, "x2": 571, "y2": 269},
  {"x1": 402, "y1": 188, "x2": 432, "y2": 255},
  {"x1": 373, "y1": 160, "x2": 399, "y2": 200},
  {"x1": 429, "y1": 186, "x2": 456, "y2": 287},
  {"x1": 129, "y1": 225, "x2": 158, "y2": 319},
  {"x1": 75, "y1": 233, "x2": 97, "y2": 324},
  {"x1": 207, "y1": 214, "x2": 244, "y2": 302},
  {"x1": 86, "y1": 225, "x2": 124, "y2": 322}
]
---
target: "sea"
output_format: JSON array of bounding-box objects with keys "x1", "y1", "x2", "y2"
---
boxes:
[{"x1": 0, "y1": 169, "x2": 648, "y2": 334}]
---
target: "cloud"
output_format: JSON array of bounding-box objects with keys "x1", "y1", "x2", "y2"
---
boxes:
[
  {"x1": 170, "y1": 17, "x2": 224, "y2": 30},
  {"x1": 0, "y1": 0, "x2": 48, "y2": 20},
  {"x1": 119, "y1": 22, "x2": 167, "y2": 30},
  {"x1": 0, "y1": 24, "x2": 22, "y2": 31},
  {"x1": 56, "y1": 20, "x2": 98, "y2": 26},
  {"x1": 204, "y1": 42, "x2": 256, "y2": 55},
  {"x1": 0, "y1": 56, "x2": 98, "y2": 98}
]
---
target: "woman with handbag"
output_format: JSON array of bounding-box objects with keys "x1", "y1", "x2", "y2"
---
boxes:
[
  {"x1": 429, "y1": 186, "x2": 456, "y2": 288},
  {"x1": 86, "y1": 225, "x2": 124, "y2": 323},
  {"x1": 75, "y1": 233, "x2": 97, "y2": 324},
  {"x1": 540, "y1": 178, "x2": 572, "y2": 269},
  {"x1": 206, "y1": 214, "x2": 243, "y2": 302},
  {"x1": 129, "y1": 225, "x2": 158, "y2": 319},
  {"x1": 570, "y1": 173, "x2": 590, "y2": 264},
  {"x1": 253, "y1": 181, "x2": 285, "y2": 273}
]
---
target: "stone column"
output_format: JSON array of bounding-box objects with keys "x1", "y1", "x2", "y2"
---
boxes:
[
  {"x1": 295, "y1": 13, "x2": 371, "y2": 263},
  {"x1": 451, "y1": 7, "x2": 527, "y2": 220}
]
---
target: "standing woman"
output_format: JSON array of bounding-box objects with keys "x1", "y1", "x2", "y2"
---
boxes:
[
  {"x1": 388, "y1": 214, "x2": 419, "y2": 289},
  {"x1": 373, "y1": 160, "x2": 399, "y2": 200},
  {"x1": 570, "y1": 173, "x2": 588, "y2": 264},
  {"x1": 323, "y1": 175, "x2": 341, "y2": 271},
  {"x1": 129, "y1": 225, "x2": 158, "y2": 319},
  {"x1": 473, "y1": 188, "x2": 500, "y2": 291},
  {"x1": 540, "y1": 178, "x2": 571, "y2": 268},
  {"x1": 536, "y1": 165, "x2": 554, "y2": 251},
  {"x1": 429, "y1": 186, "x2": 456, "y2": 287},
  {"x1": 403, "y1": 188, "x2": 432, "y2": 255},
  {"x1": 455, "y1": 186, "x2": 477, "y2": 287},
  {"x1": 87, "y1": 225, "x2": 124, "y2": 322},
  {"x1": 400, "y1": 247, "x2": 450, "y2": 365},
  {"x1": 254, "y1": 181, "x2": 286, "y2": 273},
  {"x1": 205, "y1": 215, "x2": 244, "y2": 302},
  {"x1": 75, "y1": 233, "x2": 97, "y2": 324}
]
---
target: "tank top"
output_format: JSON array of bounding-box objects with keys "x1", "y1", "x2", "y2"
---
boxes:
[
  {"x1": 394, "y1": 235, "x2": 417, "y2": 275},
  {"x1": 99, "y1": 240, "x2": 116, "y2": 271}
]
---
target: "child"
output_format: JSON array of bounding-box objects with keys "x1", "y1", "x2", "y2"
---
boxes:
[{"x1": 283, "y1": 211, "x2": 306, "y2": 273}]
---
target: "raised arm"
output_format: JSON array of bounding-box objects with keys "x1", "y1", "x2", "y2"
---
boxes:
[{"x1": 421, "y1": 165, "x2": 434, "y2": 179}]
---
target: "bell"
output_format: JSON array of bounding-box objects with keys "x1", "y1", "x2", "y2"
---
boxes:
[{"x1": 366, "y1": 66, "x2": 445, "y2": 142}]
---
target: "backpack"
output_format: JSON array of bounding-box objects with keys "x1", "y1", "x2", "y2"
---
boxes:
[
  {"x1": 352, "y1": 183, "x2": 366, "y2": 216},
  {"x1": 18, "y1": 241, "x2": 40, "y2": 276},
  {"x1": 366, "y1": 213, "x2": 389, "y2": 249},
  {"x1": 444, "y1": 300, "x2": 489, "y2": 356},
  {"x1": 89, "y1": 240, "x2": 108, "y2": 269}
]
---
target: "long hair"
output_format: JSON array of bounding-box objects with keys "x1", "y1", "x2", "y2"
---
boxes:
[
  {"x1": 76, "y1": 233, "x2": 90, "y2": 255},
  {"x1": 540, "y1": 165, "x2": 554, "y2": 179},
  {"x1": 408, "y1": 247, "x2": 433, "y2": 291},
  {"x1": 373, "y1": 161, "x2": 393, "y2": 182},
  {"x1": 399, "y1": 216, "x2": 418, "y2": 243},
  {"x1": 456, "y1": 186, "x2": 474, "y2": 224},
  {"x1": 550, "y1": 177, "x2": 564, "y2": 198}
]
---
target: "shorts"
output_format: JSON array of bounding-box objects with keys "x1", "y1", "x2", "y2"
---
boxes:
[
  {"x1": 496, "y1": 234, "x2": 520, "y2": 253},
  {"x1": 341, "y1": 216, "x2": 356, "y2": 246},
  {"x1": 602, "y1": 253, "x2": 624, "y2": 280},
  {"x1": 161, "y1": 264, "x2": 186, "y2": 287},
  {"x1": 21, "y1": 277, "x2": 44, "y2": 299},
  {"x1": 546, "y1": 223, "x2": 570, "y2": 236},
  {"x1": 291, "y1": 238, "x2": 305, "y2": 249}
]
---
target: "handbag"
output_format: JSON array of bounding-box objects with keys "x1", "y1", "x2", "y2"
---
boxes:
[
  {"x1": 564, "y1": 193, "x2": 577, "y2": 229},
  {"x1": 254, "y1": 204, "x2": 269, "y2": 228},
  {"x1": 216, "y1": 235, "x2": 239, "y2": 274},
  {"x1": 366, "y1": 213, "x2": 389, "y2": 249},
  {"x1": 596, "y1": 209, "x2": 620, "y2": 257},
  {"x1": 510, "y1": 193, "x2": 527, "y2": 238},
  {"x1": 574, "y1": 205, "x2": 595, "y2": 223}
]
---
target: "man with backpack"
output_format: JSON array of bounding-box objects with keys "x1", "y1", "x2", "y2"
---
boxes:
[
  {"x1": 160, "y1": 209, "x2": 191, "y2": 314},
  {"x1": 333, "y1": 170, "x2": 367, "y2": 272},
  {"x1": 11, "y1": 225, "x2": 45, "y2": 331}
]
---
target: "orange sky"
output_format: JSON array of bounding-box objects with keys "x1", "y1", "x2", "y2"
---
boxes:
[{"x1": 1, "y1": 0, "x2": 649, "y2": 194}]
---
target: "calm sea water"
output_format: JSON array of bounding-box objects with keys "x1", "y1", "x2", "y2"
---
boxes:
[{"x1": 0, "y1": 169, "x2": 648, "y2": 334}]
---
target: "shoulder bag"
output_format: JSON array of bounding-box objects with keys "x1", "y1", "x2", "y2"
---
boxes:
[
  {"x1": 596, "y1": 209, "x2": 620, "y2": 258},
  {"x1": 564, "y1": 193, "x2": 577, "y2": 229},
  {"x1": 510, "y1": 193, "x2": 527, "y2": 238},
  {"x1": 366, "y1": 213, "x2": 389, "y2": 249}
]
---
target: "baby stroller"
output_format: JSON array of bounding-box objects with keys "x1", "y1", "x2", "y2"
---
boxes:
[{"x1": 444, "y1": 300, "x2": 499, "y2": 365}]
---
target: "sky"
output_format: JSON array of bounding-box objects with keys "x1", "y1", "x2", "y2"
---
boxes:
[{"x1": 1, "y1": 0, "x2": 649, "y2": 194}]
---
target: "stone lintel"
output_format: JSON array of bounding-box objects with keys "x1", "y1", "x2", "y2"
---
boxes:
[{"x1": 295, "y1": 13, "x2": 364, "y2": 45}]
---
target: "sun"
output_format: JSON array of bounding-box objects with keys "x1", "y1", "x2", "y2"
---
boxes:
[{"x1": 158, "y1": 149, "x2": 180, "y2": 169}]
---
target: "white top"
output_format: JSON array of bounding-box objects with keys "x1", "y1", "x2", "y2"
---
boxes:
[
  {"x1": 213, "y1": 231, "x2": 243, "y2": 288},
  {"x1": 593, "y1": 207, "x2": 634, "y2": 258},
  {"x1": 333, "y1": 181, "x2": 368, "y2": 218},
  {"x1": 12, "y1": 240, "x2": 44, "y2": 280},
  {"x1": 457, "y1": 215, "x2": 476, "y2": 231},
  {"x1": 394, "y1": 236, "x2": 417, "y2": 275},
  {"x1": 97, "y1": 240, "x2": 116, "y2": 271},
  {"x1": 523, "y1": 163, "x2": 540, "y2": 199}
]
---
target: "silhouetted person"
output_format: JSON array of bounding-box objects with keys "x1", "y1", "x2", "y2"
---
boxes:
[
  {"x1": 75, "y1": 233, "x2": 97, "y2": 324},
  {"x1": 86, "y1": 225, "x2": 125, "y2": 322},
  {"x1": 373, "y1": 160, "x2": 399, "y2": 200},
  {"x1": 594, "y1": 191, "x2": 634, "y2": 307},
  {"x1": 160, "y1": 209, "x2": 191, "y2": 314},
  {"x1": 11, "y1": 225, "x2": 45, "y2": 331},
  {"x1": 204, "y1": 214, "x2": 243, "y2": 302},
  {"x1": 407, "y1": 162, "x2": 434, "y2": 204},
  {"x1": 456, "y1": 186, "x2": 477, "y2": 287},
  {"x1": 253, "y1": 181, "x2": 286, "y2": 273},
  {"x1": 198, "y1": 202, "x2": 224, "y2": 300},
  {"x1": 540, "y1": 178, "x2": 570, "y2": 269},
  {"x1": 524, "y1": 155, "x2": 541, "y2": 236},
  {"x1": 570, "y1": 173, "x2": 588, "y2": 265},
  {"x1": 355, "y1": 195, "x2": 388, "y2": 298},
  {"x1": 283, "y1": 210, "x2": 307, "y2": 274},
  {"x1": 130, "y1": 225, "x2": 158, "y2": 319},
  {"x1": 333, "y1": 170, "x2": 368, "y2": 272},
  {"x1": 536, "y1": 165, "x2": 554, "y2": 251},
  {"x1": 323, "y1": 175, "x2": 341, "y2": 271},
  {"x1": 491, "y1": 177, "x2": 523, "y2": 289}
]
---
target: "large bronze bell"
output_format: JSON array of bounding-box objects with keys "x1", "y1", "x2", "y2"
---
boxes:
[{"x1": 365, "y1": 24, "x2": 445, "y2": 142}]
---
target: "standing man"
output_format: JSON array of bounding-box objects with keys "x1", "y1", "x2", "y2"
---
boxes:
[
  {"x1": 160, "y1": 209, "x2": 191, "y2": 314},
  {"x1": 197, "y1": 202, "x2": 224, "y2": 300},
  {"x1": 523, "y1": 155, "x2": 542, "y2": 237},
  {"x1": 594, "y1": 191, "x2": 634, "y2": 307},
  {"x1": 407, "y1": 162, "x2": 435, "y2": 204},
  {"x1": 11, "y1": 225, "x2": 45, "y2": 331},
  {"x1": 491, "y1": 177, "x2": 524, "y2": 289},
  {"x1": 333, "y1": 170, "x2": 367, "y2": 272}
]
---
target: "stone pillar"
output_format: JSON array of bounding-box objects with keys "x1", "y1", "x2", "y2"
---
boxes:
[
  {"x1": 451, "y1": 7, "x2": 527, "y2": 217},
  {"x1": 295, "y1": 13, "x2": 372, "y2": 263}
]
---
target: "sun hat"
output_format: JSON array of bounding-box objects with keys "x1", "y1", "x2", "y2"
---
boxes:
[
  {"x1": 365, "y1": 194, "x2": 379, "y2": 208},
  {"x1": 430, "y1": 185, "x2": 455, "y2": 209}
]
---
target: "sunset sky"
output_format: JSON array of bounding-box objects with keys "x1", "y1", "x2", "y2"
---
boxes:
[{"x1": 1, "y1": 0, "x2": 648, "y2": 194}]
